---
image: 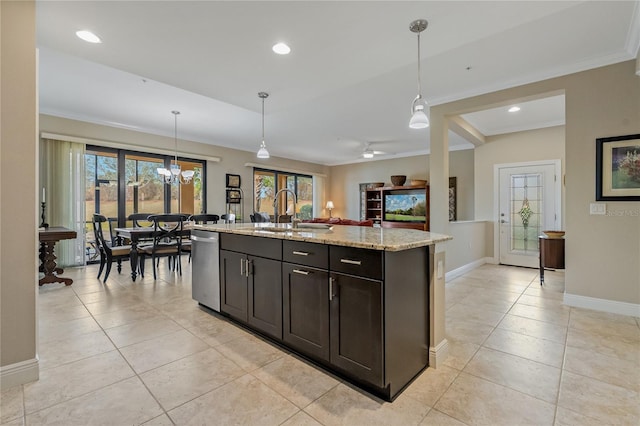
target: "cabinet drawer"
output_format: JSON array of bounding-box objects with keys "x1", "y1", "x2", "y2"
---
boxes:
[
  {"x1": 329, "y1": 246, "x2": 382, "y2": 280},
  {"x1": 283, "y1": 240, "x2": 328, "y2": 269},
  {"x1": 220, "y1": 233, "x2": 282, "y2": 260}
]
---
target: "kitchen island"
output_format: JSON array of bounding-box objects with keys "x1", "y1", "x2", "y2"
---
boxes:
[{"x1": 192, "y1": 222, "x2": 451, "y2": 401}]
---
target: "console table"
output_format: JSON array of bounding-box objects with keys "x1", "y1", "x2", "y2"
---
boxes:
[
  {"x1": 39, "y1": 226, "x2": 77, "y2": 286},
  {"x1": 539, "y1": 235, "x2": 565, "y2": 284}
]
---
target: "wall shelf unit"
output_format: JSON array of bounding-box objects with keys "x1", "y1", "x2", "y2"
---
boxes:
[{"x1": 365, "y1": 185, "x2": 429, "y2": 231}]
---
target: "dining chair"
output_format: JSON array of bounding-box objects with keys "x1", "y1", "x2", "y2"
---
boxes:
[
  {"x1": 221, "y1": 213, "x2": 236, "y2": 223},
  {"x1": 127, "y1": 213, "x2": 154, "y2": 228},
  {"x1": 189, "y1": 214, "x2": 220, "y2": 224},
  {"x1": 251, "y1": 212, "x2": 271, "y2": 223},
  {"x1": 138, "y1": 214, "x2": 189, "y2": 280},
  {"x1": 92, "y1": 214, "x2": 133, "y2": 283}
]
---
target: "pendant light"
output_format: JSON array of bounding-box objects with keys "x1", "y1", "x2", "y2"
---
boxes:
[
  {"x1": 157, "y1": 110, "x2": 195, "y2": 184},
  {"x1": 257, "y1": 92, "x2": 270, "y2": 159},
  {"x1": 409, "y1": 19, "x2": 429, "y2": 129}
]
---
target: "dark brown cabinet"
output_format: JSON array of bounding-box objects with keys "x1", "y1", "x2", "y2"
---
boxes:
[
  {"x1": 215, "y1": 231, "x2": 431, "y2": 401},
  {"x1": 365, "y1": 185, "x2": 430, "y2": 231},
  {"x1": 283, "y1": 263, "x2": 330, "y2": 361},
  {"x1": 220, "y1": 234, "x2": 283, "y2": 340},
  {"x1": 329, "y1": 273, "x2": 383, "y2": 387}
]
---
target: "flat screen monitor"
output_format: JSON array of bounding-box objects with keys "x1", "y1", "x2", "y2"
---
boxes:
[{"x1": 384, "y1": 191, "x2": 427, "y2": 222}]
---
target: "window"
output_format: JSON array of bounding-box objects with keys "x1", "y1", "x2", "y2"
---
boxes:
[
  {"x1": 253, "y1": 168, "x2": 313, "y2": 220},
  {"x1": 84, "y1": 146, "x2": 206, "y2": 262}
]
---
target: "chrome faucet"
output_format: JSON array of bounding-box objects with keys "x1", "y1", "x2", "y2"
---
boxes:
[{"x1": 273, "y1": 188, "x2": 299, "y2": 227}]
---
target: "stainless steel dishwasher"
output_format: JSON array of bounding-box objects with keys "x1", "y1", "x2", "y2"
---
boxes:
[{"x1": 191, "y1": 230, "x2": 220, "y2": 312}]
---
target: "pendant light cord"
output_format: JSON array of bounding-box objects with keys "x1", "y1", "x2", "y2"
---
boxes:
[
  {"x1": 416, "y1": 31, "x2": 422, "y2": 96},
  {"x1": 261, "y1": 97, "x2": 265, "y2": 143}
]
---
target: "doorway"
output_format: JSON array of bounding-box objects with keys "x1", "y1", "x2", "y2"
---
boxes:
[{"x1": 496, "y1": 160, "x2": 561, "y2": 268}]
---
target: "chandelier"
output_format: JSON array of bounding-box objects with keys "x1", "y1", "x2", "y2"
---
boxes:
[{"x1": 157, "y1": 110, "x2": 195, "y2": 184}]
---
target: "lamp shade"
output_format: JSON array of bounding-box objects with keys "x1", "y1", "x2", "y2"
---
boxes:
[
  {"x1": 257, "y1": 141, "x2": 270, "y2": 159},
  {"x1": 409, "y1": 109, "x2": 429, "y2": 129},
  {"x1": 326, "y1": 201, "x2": 334, "y2": 209}
]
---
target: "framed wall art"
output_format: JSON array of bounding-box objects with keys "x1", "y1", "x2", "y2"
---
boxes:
[
  {"x1": 596, "y1": 134, "x2": 640, "y2": 201},
  {"x1": 226, "y1": 189, "x2": 241, "y2": 203},
  {"x1": 226, "y1": 173, "x2": 241, "y2": 188}
]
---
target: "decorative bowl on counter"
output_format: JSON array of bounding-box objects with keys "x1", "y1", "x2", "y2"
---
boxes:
[
  {"x1": 410, "y1": 179, "x2": 427, "y2": 187},
  {"x1": 543, "y1": 230, "x2": 565, "y2": 238},
  {"x1": 390, "y1": 175, "x2": 407, "y2": 186}
]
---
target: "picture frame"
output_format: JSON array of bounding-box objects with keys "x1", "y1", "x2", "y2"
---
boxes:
[
  {"x1": 596, "y1": 134, "x2": 640, "y2": 201},
  {"x1": 226, "y1": 189, "x2": 241, "y2": 203},
  {"x1": 449, "y1": 177, "x2": 457, "y2": 221},
  {"x1": 226, "y1": 173, "x2": 241, "y2": 188}
]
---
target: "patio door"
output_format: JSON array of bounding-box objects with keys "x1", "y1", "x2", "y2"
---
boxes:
[{"x1": 497, "y1": 161, "x2": 561, "y2": 268}]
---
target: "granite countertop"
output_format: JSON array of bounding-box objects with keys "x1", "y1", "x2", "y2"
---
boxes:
[{"x1": 194, "y1": 223, "x2": 452, "y2": 252}]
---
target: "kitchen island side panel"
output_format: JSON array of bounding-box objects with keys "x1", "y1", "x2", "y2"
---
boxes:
[{"x1": 384, "y1": 246, "x2": 430, "y2": 396}]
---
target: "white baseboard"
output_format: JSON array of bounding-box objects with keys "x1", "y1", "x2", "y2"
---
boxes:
[
  {"x1": 564, "y1": 293, "x2": 640, "y2": 318},
  {"x1": 445, "y1": 257, "x2": 491, "y2": 283},
  {"x1": 0, "y1": 358, "x2": 39, "y2": 391},
  {"x1": 429, "y1": 339, "x2": 449, "y2": 368}
]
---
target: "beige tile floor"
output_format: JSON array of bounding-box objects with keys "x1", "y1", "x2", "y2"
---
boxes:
[{"x1": 2, "y1": 261, "x2": 639, "y2": 425}]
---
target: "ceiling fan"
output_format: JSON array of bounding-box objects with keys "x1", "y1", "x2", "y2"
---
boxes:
[{"x1": 361, "y1": 142, "x2": 394, "y2": 159}]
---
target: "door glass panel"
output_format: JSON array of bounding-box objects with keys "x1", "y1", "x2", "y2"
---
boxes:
[
  {"x1": 125, "y1": 154, "x2": 165, "y2": 225},
  {"x1": 254, "y1": 170, "x2": 276, "y2": 216},
  {"x1": 175, "y1": 159, "x2": 203, "y2": 215},
  {"x1": 509, "y1": 173, "x2": 542, "y2": 254},
  {"x1": 297, "y1": 176, "x2": 313, "y2": 220},
  {"x1": 84, "y1": 150, "x2": 118, "y2": 263}
]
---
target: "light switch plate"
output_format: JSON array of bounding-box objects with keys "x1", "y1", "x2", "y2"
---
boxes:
[{"x1": 590, "y1": 203, "x2": 606, "y2": 215}]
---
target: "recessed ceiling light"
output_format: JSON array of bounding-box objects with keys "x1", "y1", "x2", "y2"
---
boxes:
[
  {"x1": 76, "y1": 30, "x2": 102, "y2": 43},
  {"x1": 508, "y1": 106, "x2": 521, "y2": 113},
  {"x1": 272, "y1": 42, "x2": 291, "y2": 55}
]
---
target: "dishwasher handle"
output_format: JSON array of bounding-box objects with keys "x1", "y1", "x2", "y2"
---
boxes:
[{"x1": 191, "y1": 235, "x2": 219, "y2": 243}]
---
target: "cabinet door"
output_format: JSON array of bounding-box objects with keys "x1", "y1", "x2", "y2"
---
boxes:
[
  {"x1": 283, "y1": 263, "x2": 330, "y2": 362},
  {"x1": 220, "y1": 250, "x2": 248, "y2": 322},
  {"x1": 330, "y1": 273, "x2": 383, "y2": 387},
  {"x1": 247, "y1": 256, "x2": 283, "y2": 340}
]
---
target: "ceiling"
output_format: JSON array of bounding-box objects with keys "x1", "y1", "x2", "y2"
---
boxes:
[{"x1": 36, "y1": 1, "x2": 640, "y2": 166}]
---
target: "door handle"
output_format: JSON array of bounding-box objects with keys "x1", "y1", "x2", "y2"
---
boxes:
[
  {"x1": 292, "y1": 251, "x2": 309, "y2": 256},
  {"x1": 500, "y1": 220, "x2": 509, "y2": 224},
  {"x1": 340, "y1": 258, "x2": 362, "y2": 266},
  {"x1": 292, "y1": 269, "x2": 309, "y2": 275},
  {"x1": 240, "y1": 258, "x2": 245, "y2": 276},
  {"x1": 246, "y1": 259, "x2": 252, "y2": 277}
]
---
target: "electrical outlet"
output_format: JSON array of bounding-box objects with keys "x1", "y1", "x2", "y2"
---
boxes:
[
  {"x1": 437, "y1": 260, "x2": 444, "y2": 279},
  {"x1": 590, "y1": 203, "x2": 606, "y2": 215}
]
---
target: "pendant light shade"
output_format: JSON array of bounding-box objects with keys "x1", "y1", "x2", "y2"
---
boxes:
[
  {"x1": 409, "y1": 19, "x2": 429, "y2": 129},
  {"x1": 257, "y1": 92, "x2": 270, "y2": 159}
]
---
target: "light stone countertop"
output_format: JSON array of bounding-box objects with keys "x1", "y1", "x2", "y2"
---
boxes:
[{"x1": 194, "y1": 222, "x2": 452, "y2": 252}]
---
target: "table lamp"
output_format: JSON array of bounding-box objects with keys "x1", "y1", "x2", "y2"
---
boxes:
[{"x1": 326, "y1": 201, "x2": 334, "y2": 218}]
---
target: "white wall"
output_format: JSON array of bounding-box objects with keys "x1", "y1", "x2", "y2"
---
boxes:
[{"x1": 474, "y1": 125, "x2": 566, "y2": 257}]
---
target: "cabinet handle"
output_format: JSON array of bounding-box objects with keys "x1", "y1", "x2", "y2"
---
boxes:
[
  {"x1": 240, "y1": 258, "x2": 245, "y2": 276},
  {"x1": 329, "y1": 276, "x2": 335, "y2": 301},
  {"x1": 246, "y1": 259, "x2": 252, "y2": 277},
  {"x1": 292, "y1": 251, "x2": 309, "y2": 256},
  {"x1": 340, "y1": 258, "x2": 362, "y2": 266},
  {"x1": 292, "y1": 269, "x2": 309, "y2": 275}
]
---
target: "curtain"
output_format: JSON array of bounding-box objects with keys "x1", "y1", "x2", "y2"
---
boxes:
[
  {"x1": 40, "y1": 138, "x2": 86, "y2": 267},
  {"x1": 312, "y1": 175, "x2": 326, "y2": 218}
]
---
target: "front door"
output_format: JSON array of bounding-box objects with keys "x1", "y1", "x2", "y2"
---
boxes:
[{"x1": 498, "y1": 161, "x2": 561, "y2": 268}]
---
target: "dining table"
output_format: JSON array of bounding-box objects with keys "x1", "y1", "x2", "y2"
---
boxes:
[
  {"x1": 39, "y1": 226, "x2": 78, "y2": 286},
  {"x1": 114, "y1": 226, "x2": 191, "y2": 281}
]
